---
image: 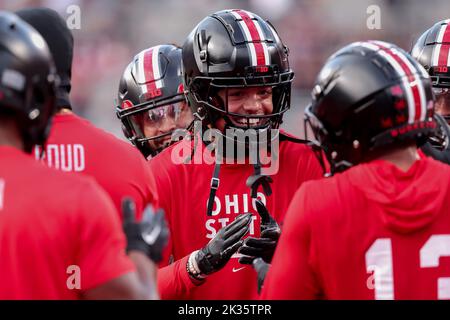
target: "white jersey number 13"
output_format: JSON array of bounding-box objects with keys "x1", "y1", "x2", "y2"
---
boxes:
[{"x1": 365, "y1": 235, "x2": 450, "y2": 300}]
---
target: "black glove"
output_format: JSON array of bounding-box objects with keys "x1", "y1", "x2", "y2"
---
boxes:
[
  {"x1": 195, "y1": 213, "x2": 252, "y2": 275},
  {"x1": 122, "y1": 198, "x2": 170, "y2": 263},
  {"x1": 238, "y1": 199, "x2": 281, "y2": 264},
  {"x1": 253, "y1": 257, "x2": 270, "y2": 294}
]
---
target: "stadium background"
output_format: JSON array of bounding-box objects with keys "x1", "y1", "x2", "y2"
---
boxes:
[{"x1": 0, "y1": 0, "x2": 448, "y2": 138}]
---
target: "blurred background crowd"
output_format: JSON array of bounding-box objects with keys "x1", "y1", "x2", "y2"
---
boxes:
[{"x1": 1, "y1": 0, "x2": 449, "y2": 138}]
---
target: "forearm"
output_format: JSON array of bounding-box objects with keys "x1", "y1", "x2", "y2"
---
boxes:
[
  {"x1": 157, "y1": 254, "x2": 205, "y2": 299},
  {"x1": 155, "y1": 213, "x2": 252, "y2": 299},
  {"x1": 128, "y1": 251, "x2": 159, "y2": 299}
]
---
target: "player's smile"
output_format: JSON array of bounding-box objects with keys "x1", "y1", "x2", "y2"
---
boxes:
[{"x1": 228, "y1": 115, "x2": 267, "y2": 128}]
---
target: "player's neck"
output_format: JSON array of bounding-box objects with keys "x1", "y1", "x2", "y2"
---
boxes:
[
  {"x1": 57, "y1": 108, "x2": 73, "y2": 115},
  {"x1": 375, "y1": 145, "x2": 420, "y2": 172},
  {"x1": 0, "y1": 119, "x2": 25, "y2": 151}
]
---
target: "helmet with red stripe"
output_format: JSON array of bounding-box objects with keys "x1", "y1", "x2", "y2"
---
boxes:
[
  {"x1": 116, "y1": 44, "x2": 193, "y2": 158},
  {"x1": 411, "y1": 19, "x2": 450, "y2": 125},
  {"x1": 182, "y1": 9, "x2": 294, "y2": 132},
  {"x1": 411, "y1": 19, "x2": 450, "y2": 88},
  {"x1": 305, "y1": 41, "x2": 435, "y2": 174}
]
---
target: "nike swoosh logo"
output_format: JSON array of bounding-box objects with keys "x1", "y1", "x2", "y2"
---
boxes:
[{"x1": 232, "y1": 267, "x2": 246, "y2": 273}]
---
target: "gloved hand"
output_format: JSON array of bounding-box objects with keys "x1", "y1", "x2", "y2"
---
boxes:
[
  {"x1": 122, "y1": 197, "x2": 170, "y2": 263},
  {"x1": 238, "y1": 199, "x2": 281, "y2": 264},
  {"x1": 253, "y1": 257, "x2": 270, "y2": 294},
  {"x1": 195, "y1": 213, "x2": 252, "y2": 275}
]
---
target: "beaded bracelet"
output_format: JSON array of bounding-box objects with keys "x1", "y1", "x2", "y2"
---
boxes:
[{"x1": 186, "y1": 251, "x2": 206, "y2": 281}]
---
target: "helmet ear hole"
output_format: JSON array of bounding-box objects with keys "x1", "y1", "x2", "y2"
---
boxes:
[{"x1": 33, "y1": 85, "x2": 44, "y2": 105}]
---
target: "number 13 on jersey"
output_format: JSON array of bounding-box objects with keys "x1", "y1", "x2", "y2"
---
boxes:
[{"x1": 366, "y1": 235, "x2": 450, "y2": 300}]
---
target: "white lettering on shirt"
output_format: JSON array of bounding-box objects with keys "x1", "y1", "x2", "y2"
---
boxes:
[
  {"x1": 35, "y1": 144, "x2": 86, "y2": 172},
  {"x1": 204, "y1": 192, "x2": 266, "y2": 239}
]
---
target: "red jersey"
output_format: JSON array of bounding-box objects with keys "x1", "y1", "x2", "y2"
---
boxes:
[
  {"x1": 150, "y1": 133, "x2": 323, "y2": 299},
  {"x1": 0, "y1": 146, "x2": 134, "y2": 299},
  {"x1": 262, "y1": 157, "x2": 450, "y2": 300},
  {"x1": 35, "y1": 112, "x2": 158, "y2": 220}
]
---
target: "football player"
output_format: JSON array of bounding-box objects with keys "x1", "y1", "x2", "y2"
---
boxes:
[
  {"x1": 0, "y1": 11, "x2": 159, "y2": 300},
  {"x1": 16, "y1": 7, "x2": 159, "y2": 222},
  {"x1": 411, "y1": 19, "x2": 450, "y2": 164},
  {"x1": 262, "y1": 41, "x2": 450, "y2": 300},
  {"x1": 150, "y1": 9, "x2": 322, "y2": 299},
  {"x1": 116, "y1": 45, "x2": 194, "y2": 159}
]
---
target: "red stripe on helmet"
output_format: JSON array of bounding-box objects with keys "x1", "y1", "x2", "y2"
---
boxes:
[
  {"x1": 438, "y1": 45, "x2": 450, "y2": 66},
  {"x1": 143, "y1": 48, "x2": 157, "y2": 94},
  {"x1": 436, "y1": 23, "x2": 450, "y2": 66},
  {"x1": 389, "y1": 54, "x2": 422, "y2": 121},
  {"x1": 373, "y1": 41, "x2": 423, "y2": 121},
  {"x1": 234, "y1": 10, "x2": 266, "y2": 66},
  {"x1": 442, "y1": 23, "x2": 450, "y2": 42}
]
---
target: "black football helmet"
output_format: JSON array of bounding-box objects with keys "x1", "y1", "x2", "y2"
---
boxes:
[
  {"x1": 16, "y1": 7, "x2": 74, "y2": 110},
  {"x1": 411, "y1": 20, "x2": 450, "y2": 158},
  {"x1": 411, "y1": 19, "x2": 450, "y2": 89},
  {"x1": 0, "y1": 11, "x2": 57, "y2": 153},
  {"x1": 116, "y1": 45, "x2": 192, "y2": 158},
  {"x1": 305, "y1": 40, "x2": 435, "y2": 175},
  {"x1": 182, "y1": 9, "x2": 294, "y2": 132},
  {"x1": 411, "y1": 19, "x2": 450, "y2": 121}
]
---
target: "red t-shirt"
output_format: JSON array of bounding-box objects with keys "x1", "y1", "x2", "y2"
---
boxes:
[
  {"x1": 0, "y1": 146, "x2": 135, "y2": 299},
  {"x1": 150, "y1": 133, "x2": 323, "y2": 299},
  {"x1": 262, "y1": 157, "x2": 450, "y2": 300},
  {"x1": 35, "y1": 113, "x2": 158, "y2": 220}
]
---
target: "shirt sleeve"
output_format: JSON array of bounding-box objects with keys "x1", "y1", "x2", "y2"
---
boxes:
[
  {"x1": 76, "y1": 179, "x2": 136, "y2": 291},
  {"x1": 157, "y1": 255, "x2": 204, "y2": 299},
  {"x1": 148, "y1": 156, "x2": 172, "y2": 218},
  {"x1": 261, "y1": 184, "x2": 322, "y2": 299},
  {"x1": 129, "y1": 155, "x2": 160, "y2": 222},
  {"x1": 140, "y1": 155, "x2": 159, "y2": 206},
  {"x1": 149, "y1": 154, "x2": 175, "y2": 267},
  {"x1": 149, "y1": 152, "x2": 204, "y2": 299}
]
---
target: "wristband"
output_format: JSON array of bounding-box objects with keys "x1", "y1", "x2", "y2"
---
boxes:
[{"x1": 186, "y1": 250, "x2": 206, "y2": 280}]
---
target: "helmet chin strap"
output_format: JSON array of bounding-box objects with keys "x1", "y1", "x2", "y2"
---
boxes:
[
  {"x1": 246, "y1": 149, "x2": 273, "y2": 201},
  {"x1": 198, "y1": 105, "x2": 276, "y2": 216},
  {"x1": 206, "y1": 161, "x2": 221, "y2": 216},
  {"x1": 205, "y1": 154, "x2": 273, "y2": 217},
  {"x1": 205, "y1": 130, "x2": 273, "y2": 217}
]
